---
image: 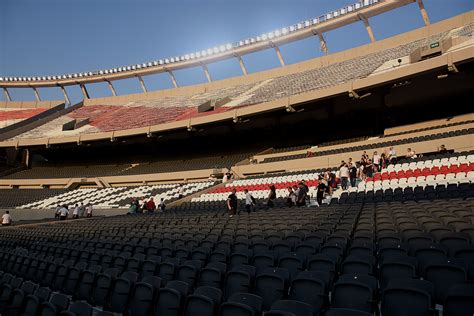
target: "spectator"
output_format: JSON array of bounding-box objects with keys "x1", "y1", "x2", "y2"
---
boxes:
[
  {"x1": 380, "y1": 152, "x2": 388, "y2": 170},
  {"x1": 266, "y1": 185, "x2": 277, "y2": 208},
  {"x1": 296, "y1": 182, "x2": 307, "y2": 207},
  {"x1": 59, "y1": 205, "x2": 69, "y2": 220},
  {"x1": 146, "y1": 197, "x2": 156, "y2": 213},
  {"x1": 54, "y1": 204, "x2": 61, "y2": 219},
  {"x1": 158, "y1": 198, "x2": 166, "y2": 211},
  {"x1": 306, "y1": 151, "x2": 315, "y2": 158},
  {"x1": 358, "y1": 162, "x2": 366, "y2": 181},
  {"x1": 349, "y1": 162, "x2": 358, "y2": 188},
  {"x1": 2, "y1": 211, "x2": 12, "y2": 226},
  {"x1": 79, "y1": 202, "x2": 85, "y2": 217},
  {"x1": 366, "y1": 159, "x2": 374, "y2": 178},
  {"x1": 86, "y1": 204, "x2": 93, "y2": 218},
  {"x1": 388, "y1": 146, "x2": 397, "y2": 164},
  {"x1": 286, "y1": 187, "x2": 296, "y2": 207},
  {"x1": 178, "y1": 185, "x2": 184, "y2": 199},
  {"x1": 128, "y1": 198, "x2": 139, "y2": 214},
  {"x1": 438, "y1": 144, "x2": 447, "y2": 153},
  {"x1": 73, "y1": 204, "x2": 80, "y2": 219},
  {"x1": 339, "y1": 162, "x2": 350, "y2": 190},
  {"x1": 406, "y1": 148, "x2": 417, "y2": 159},
  {"x1": 316, "y1": 177, "x2": 326, "y2": 206},
  {"x1": 222, "y1": 173, "x2": 228, "y2": 183},
  {"x1": 244, "y1": 189, "x2": 255, "y2": 213},
  {"x1": 226, "y1": 189, "x2": 238, "y2": 217},
  {"x1": 373, "y1": 151, "x2": 381, "y2": 172}
]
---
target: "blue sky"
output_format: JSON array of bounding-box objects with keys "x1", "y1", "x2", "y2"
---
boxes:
[{"x1": 0, "y1": 0, "x2": 472, "y2": 104}]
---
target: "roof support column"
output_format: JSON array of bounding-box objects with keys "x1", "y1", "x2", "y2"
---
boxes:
[
  {"x1": 167, "y1": 70, "x2": 178, "y2": 88},
  {"x1": 106, "y1": 80, "x2": 117, "y2": 96},
  {"x1": 315, "y1": 31, "x2": 329, "y2": 54},
  {"x1": 80, "y1": 84, "x2": 90, "y2": 99},
  {"x1": 237, "y1": 56, "x2": 248, "y2": 75},
  {"x1": 202, "y1": 64, "x2": 212, "y2": 83},
  {"x1": 32, "y1": 87, "x2": 41, "y2": 102},
  {"x1": 137, "y1": 76, "x2": 148, "y2": 93},
  {"x1": 274, "y1": 45, "x2": 285, "y2": 67},
  {"x1": 2, "y1": 88, "x2": 12, "y2": 102},
  {"x1": 59, "y1": 86, "x2": 71, "y2": 105},
  {"x1": 359, "y1": 14, "x2": 376, "y2": 43},
  {"x1": 417, "y1": 0, "x2": 430, "y2": 26}
]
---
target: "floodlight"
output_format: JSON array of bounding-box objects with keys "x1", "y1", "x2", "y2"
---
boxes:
[
  {"x1": 47, "y1": 76, "x2": 52, "y2": 80},
  {"x1": 219, "y1": 45, "x2": 225, "y2": 52},
  {"x1": 79, "y1": 73, "x2": 83, "y2": 77},
  {"x1": 180, "y1": 56, "x2": 185, "y2": 61},
  {"x1": 256, "y1": 36, "x2": 261, "y2": 41},
  {"x1": 275, "y1": 30, "x2": 281, "y2": 37},
  {"x1": 326, "y1": 13, "x2": 332, "y2": 19},
  {"x1": 196, "y1": 52, "x2": 201, "y2": 58},
  {"x1": 136, "y1": 64, "x2": 141, "y2": 69},
  {"x1": 282, "y1": 28, "x2": 288, "y2": 35},
  {"x1": 28, "y1": 77, "x2": 32, "y2": 81},
  {"x1": 88, "y1": 72, "x2": 93, "y2": 76},
  {"x1": 190, "y1": 53, "x2": 195, "y2": 59},
  {"x1": 170, "y1": 58, "x2": 175, "y2": 63},
  {"x1": 334, "y1": 11, "x2": 339, "y2": 17},
  {"x1": 202, "y1": 50, "x2": 208, "y2": 57},
  {"x1": 126, "y1": 66, "x2": 132, "y2": 70},
  {"x1": 297, "y1": 23, "x2": 303, "y2": 29},
  {"x1": 0, "y1": 77, "x2": 3, "y2": 81},
  {"x1": 73, "y1": 74, "x2": 78, "y2": 78},
  {"x1": 14, "y1": 77, "x2": 18, "y2": 81},
  {"x1": 348, "y1": 5, "x2": 353, "y2": 11},
  {"x1": 289, "y1": 25, "x2": 295, "y2": 32},
  {"x1": 32, "y1": 77, "x2": 36, "y2": 81},
  {"x1": 62, "y1": 75, "x2": 66, "y2": 79},
  {"x1": 165, "y1": 59, "x2": 170, "y2": 64},
  {"x1": 132, "y1": 65, "x2": 137, "y2": 70},
  {"x1": 250, "y1": 37, "x2": 256, "y2": 43},
  {"x1": 341, "y1": 8, "x2": 346, "y2": 14},
  {"x1": 159, "y1": 60, "x2": 163, "y2": 65},
  {"x1": 147, "y1": 62, "x2": 152, "y2": 67},
  {"x1": 153, "y1": 61, "x2": 158, "y2": 66},
  {"x1": 143, "y1": 63, "x2": 147, "y2": 67},
  {"x1": 244, "y1": 39, "x2": 249, "y2": 45},
  {"x1": 262, "y1": 34, "x2": 267, "y2": 40},
  {"x1": 239, "y1": 41, "x2": 244, "y2": 46},
  {"x1": 52, "y1": 76, "x2": 57, "y2": 80},
  {"x1": 268, "y1": 32, "x2": 274, "y2": 39},
  {"x1": 304, "y1": 20, "x2": 310, "y2": 27},
  {"x1": 313, "y1": 18, "x2": 318, "y2": 24},
  {"x1": 355, "y1": 3, "x2": 361, "y2": 9},
  {"x1": 226, "y1": 43, "x2": 232, "y2": 50}
]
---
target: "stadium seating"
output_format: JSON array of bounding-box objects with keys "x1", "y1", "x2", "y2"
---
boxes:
[
  {"x1": 0, "y1": 194, "x2": 473, "y2": 315},
  {"x1": 16, "y1": 181, "x2": 215, "y2": 209},
  {"x1": 0, "y1": 108, "x2": 49, "y2": 129},
  {"x1": 7, "y1": 22, "x2": 472, "y2": 141}
]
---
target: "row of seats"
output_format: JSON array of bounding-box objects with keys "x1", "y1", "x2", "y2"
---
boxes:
[{"x1": 0, "y1": 198, "x2": 473, "y2": 315}]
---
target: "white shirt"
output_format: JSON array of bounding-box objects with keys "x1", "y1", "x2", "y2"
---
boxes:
[
  {"x1": 245, "y1": 192, "x2": 253, "y2": 205},
  {"x1": 86, "y1": 205, "x2": 93, "y2": 214},
  {"x1": 179, "y1": 187, "x2": 184, "y2": 195},
  {"x1": 2, "y1": 214, "x2": 11, "y2": 224},
  {"x1": 340, "y1": 166, "x2": 349, "y2": 178},
  {"x1": 73, "y1": 207, "x2": 80, "y2": 215},
  {"x1": 373, "y1": 154, "x2": 380, "y2": 164},
  {"x1": 59, "y1": 208, "x2": 68, "y2": 217}
]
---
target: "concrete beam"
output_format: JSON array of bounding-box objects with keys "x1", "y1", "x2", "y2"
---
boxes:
[
  {"x1": 237, "y1": 56, "x2": 248, "y2": 75},
  {"x1": 359, "y1": 13, "x2": 376, "y2": 43},
  {"x1": 274, "y1": 46, "x2": 285, "y2": 67},
  {"x1": 167, "y1": 70, "x2": 178, "y2": 88},
  {"x1": 59, "y1": 86, "x2": 71, "y2": 105},
  {"x1": 2, "y1": 88, "x2": 12, "y2": 102},
  {"x1": 417, "y1": 0, "x2": 430, "y2": 26},
  {"x1": 317, "y1": 32, "x2": 329, "y2": 54},
  {"x1": 137, "y1": 76, "x2": 148, "y2": 93},
  {"x1": 80, "y1": 84, "x2": 90, "y2": 99},
  {"x1": 32, "y1": 87, "x2": 41, "y2": 102},
  {"x1": 202, "y1": 64, "x2": 212, "y2": 83},
  {"x1": 106, "y1": 80, "x2": 117, "y2": 96}
]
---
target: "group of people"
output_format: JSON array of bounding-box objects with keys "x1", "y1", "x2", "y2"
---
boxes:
[
  {"x1": 128, "y1": 197, "x2": 166, "y2": 214},
  {"x1": 55, "y1": 203, "x2": 93, "y2": 220}
]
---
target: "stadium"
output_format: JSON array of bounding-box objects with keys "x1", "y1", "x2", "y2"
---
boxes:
[{"x1": 0, "y1": 0, "x2": 473, "y2": 315}]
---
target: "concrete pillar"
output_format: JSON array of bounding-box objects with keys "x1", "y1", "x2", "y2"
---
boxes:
[
  {"x1": 107, "y1": 80, "x2": 117, "y2": 96},
  {"x1": 59, "y1": 86, "x2": 71, "y2": 105},
  {"x1": 237, "y1": 56, "x2": 248, "y2": 75},
  {"x1": 80, "y1": 84, "x2": 90, "y2": 99},
  {"x1": 2, "y1": 88, "x2": 12, "y2": 102},
  {"x1": 274, "y1": 46, "x2": 285, "y2": 67},
  {"x1": 417, "y1": 0, "x2": 430, "y2": 26},
  {"x1": 137, "y1": 76, "x2": 148, "y2": 93},
  {"x1": 317, "y1": 32, "x2": 329, "y2": 54},
  {"x1": 32, "y1": 87, "x2": 41, "y2": 102},
  {"x1": 167, "y1": 71, "x2": 178, "y2": 88},
  {"x1": 359, "y1": 14, "x2": 376, "y2": 43},
  {"x1": 202, "y1": 64, "x2": 212, "y2": 83}
]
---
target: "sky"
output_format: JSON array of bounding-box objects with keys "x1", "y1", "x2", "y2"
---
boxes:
[{"x1": 0, "y1": 0, "x2": 472, "y2": 104}]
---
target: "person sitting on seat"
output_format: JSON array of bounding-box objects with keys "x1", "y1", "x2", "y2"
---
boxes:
[
  {"x1": 2, "y1": 211, "x2": 12, "y2": 226},
  {"x1": 158, "y1": 198, "x2": 166, "y2": 211}
]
